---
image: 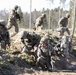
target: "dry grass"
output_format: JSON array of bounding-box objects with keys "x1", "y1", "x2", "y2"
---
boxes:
[{"x1": 8, "y1": 28, "x2": 76, "y2": 75}]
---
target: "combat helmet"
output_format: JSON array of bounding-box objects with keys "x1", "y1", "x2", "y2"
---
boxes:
[
  {"x1": 22, "y1": 30, "x2": 29, "y2": 38},
  {"x1": 14, "y1": 5, "x2": 18, "y2": 10},
  {"x1": 40, "y1": 36, "x2": 49, "y2": 45}
]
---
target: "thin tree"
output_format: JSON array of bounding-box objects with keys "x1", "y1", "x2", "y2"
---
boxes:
[
  {"x1": 29, "y1": 0, "x2": 32, "y2": 30},
  {"x1": 46, "y1": 0, "x2": 54, "y2": 29},
  {"x1": 71, "y1": 0, "x2": 75, "y2": 39}
]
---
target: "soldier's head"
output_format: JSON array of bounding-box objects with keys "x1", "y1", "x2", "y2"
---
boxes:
[
  {"x1": 66, "y1": 13, "x2": 70, "y2": 18},
  {"x1": 22, "y1": 31, "x2": 29, "y2": 38},
  {"x1": 14, "y1": 5, "x2": 18, "y2": 10},
  {"x1": 41, "y1": 13, "x2": 46, "y2": 18},
  {"x1": 0, "y1": 20, "x2": 6, "y2": 29},
  {"x1": 40, "y1": 38, "x2": 48, "y2": 48}
]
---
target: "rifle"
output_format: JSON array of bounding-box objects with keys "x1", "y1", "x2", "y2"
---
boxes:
[{"x1": 15, "y1": 12, "x2": 21, "y2": 22}]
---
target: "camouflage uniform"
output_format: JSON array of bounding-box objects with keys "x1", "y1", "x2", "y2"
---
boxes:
[
  {"x1": 57, "y1": 35, "x2": 70, "y2": 69},
  {"x1": 57, "y1": 14, "x2": 70, "y2": 36},
  {"x1": 60, "y1": 35, "x2": 70, "y2": 58},
  {"x1": 34, "y1": 13, "x2": 48, "y2": 30},
  {"x1": 0, "y1": 20, "x2": 10, "y2": 50},
  {"x1": 36, "y1": 35, "x2": 54, "y2": 71},
  {"x1": 21, "y1": 31, "x2": 41, "y2": 52},
  {"x1": 7, "y1": 5, "x2": 20, "y2": 37}
]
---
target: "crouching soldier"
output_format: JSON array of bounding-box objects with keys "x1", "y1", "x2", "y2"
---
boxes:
[
  {"x1": 21, "y1": 30, "x2": 41, "y2": 53},
  {"x1": 35, "y1": 34, "x2": 54, "y2": 71},
  {"x1": 0, "y1": 20, "x2": 10, "y2": 50}
]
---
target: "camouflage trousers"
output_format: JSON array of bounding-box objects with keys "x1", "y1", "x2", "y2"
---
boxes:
[
  {"x1": 0, "y1": 40, "x2": 6, "y2": 50},
  {"x1": 37, "y1": 56, "x2": 52, "y2": 71},
  {"x1": 7, "y1": 21, "x2": 19, "y2": 33}
]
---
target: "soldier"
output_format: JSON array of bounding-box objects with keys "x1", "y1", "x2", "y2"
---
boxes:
[
  {"x1": 34, "y1": 13, "x2": 48, "y2": 31},
  {"x1": 0, "y1": 20, "x2": 10, "y2": 50},
  {"x1": 21, "y1": 30, "x2": 41, "y2": 53},
  {"x1": 57, "y1": 14, "x2": 70, "y2": 36},
  {"x1": 60, "y1": 35, "x2": 70, "y2": 57},
  {"x1": 7, "y1": 5, "x2": 21, "y2": 37},
  {"x1": 57, "y1": 35, "x2": 70, "y2": 69},
  {"x1": 36, "y1": 34, "x2": 54, "y2": 71}
]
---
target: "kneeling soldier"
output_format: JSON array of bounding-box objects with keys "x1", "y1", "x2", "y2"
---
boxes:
[{"x1": 36, "y1": 35, "x2": 54, "y2": 71}]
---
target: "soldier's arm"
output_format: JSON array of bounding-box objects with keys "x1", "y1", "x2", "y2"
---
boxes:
[
  {"x1": 59, "y1": 18, "x2": 63, "y2": 24},
  {"x1": 58, "y1": 17, "x2": 64, "y2": 26},
  {"x1": 37, "y1": 48, "x2": 42, "y2": 57}
]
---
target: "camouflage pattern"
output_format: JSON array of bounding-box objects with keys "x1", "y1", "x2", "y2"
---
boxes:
[
  {"x1": 59, "y1": 17, "x2": 68, "y2": 27},
  {"x1": 57, "y1": 14, "x2": 70, "y2": 36},
  {"x1": 7, "y1": 5, "x2": 20, "y2": 37},
  {"x1": 21, "y1": 31, "x2": 41, "y2": 52},
  {"x1": 57, "y1": 35, "x2": 70, "y2": 69},
  {"x1": 36, "y1": 35, "x2": 54, "y2": 71},
  {"x1": 0, "y1": 20, "x2": 10, "y2": 50},
  {"x1": 34, "y1": 13, "x2": 48, "y2": 30},
  {"x1": 7, "y1": 9, "x2": 19, "y2": 33},
  {"x1": 52, "y1": 35, "x2": 72, "y2": 69},
  {"x1": 54, "y1": 35, "x2": 70, "y2": 57},
  {"x1": 60, "y1": 35, "x2": 70, "y2": 58}
]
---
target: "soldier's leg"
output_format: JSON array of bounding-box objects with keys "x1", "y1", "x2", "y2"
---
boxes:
[
  {"x1": 68, "y1": 41, "x2": 72, "y2": 53},
  {"x1": 1, "y1": 41, "x2": 6, "y2": 50},
  {"x1": 37, "y1": 56, "x2": 46, "y2": 70},
  {"x1": 60, "y1": 31, "x2": 64, "y2": 36},
  {"x1": 11, "y1": 22, "x2": 19, "y2": 37},
  {"x1": 56, "y1": 27, "x2": 64, "y2": 36},
  {"x1": 51, "y1": 56, "x2": 56, "y2": 71},
  {"x1": 62, "y1": 49, "x2": 69, "y2": 69},
  {"x1": 60, "y1": 27, "x2": 65, "y2": 36},
  {"x1": 45, "y1": 57, "x2": 52, "y2": 71},
  {"x1": 66, "y1": 28, "x2": 70, "y2": 35}
]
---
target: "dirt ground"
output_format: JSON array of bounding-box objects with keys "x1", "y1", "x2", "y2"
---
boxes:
[{"x1": 10, "y1": 28, "x2": 76, "y2": 75}]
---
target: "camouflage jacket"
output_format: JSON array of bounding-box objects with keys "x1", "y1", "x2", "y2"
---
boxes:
[
  {"x1": 35, "y1": 16, "x2": 48, "y2": 27},
  {"x1": 8, "y1": 9, "x2": 20, "y2": 22},
  {"x1": 0, "y1": 28, "x2": 10, "y2": 45},
  {"x1": 58, "y1": 17, "x2": 68, "y2": 27},
  {"x1": 21, "y1": 31, "x2": 41, "y2": 47}
]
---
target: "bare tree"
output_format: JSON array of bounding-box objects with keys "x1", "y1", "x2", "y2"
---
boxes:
[{"x1": 70, "y1": 0, "x2": 76, "y2": 38}]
